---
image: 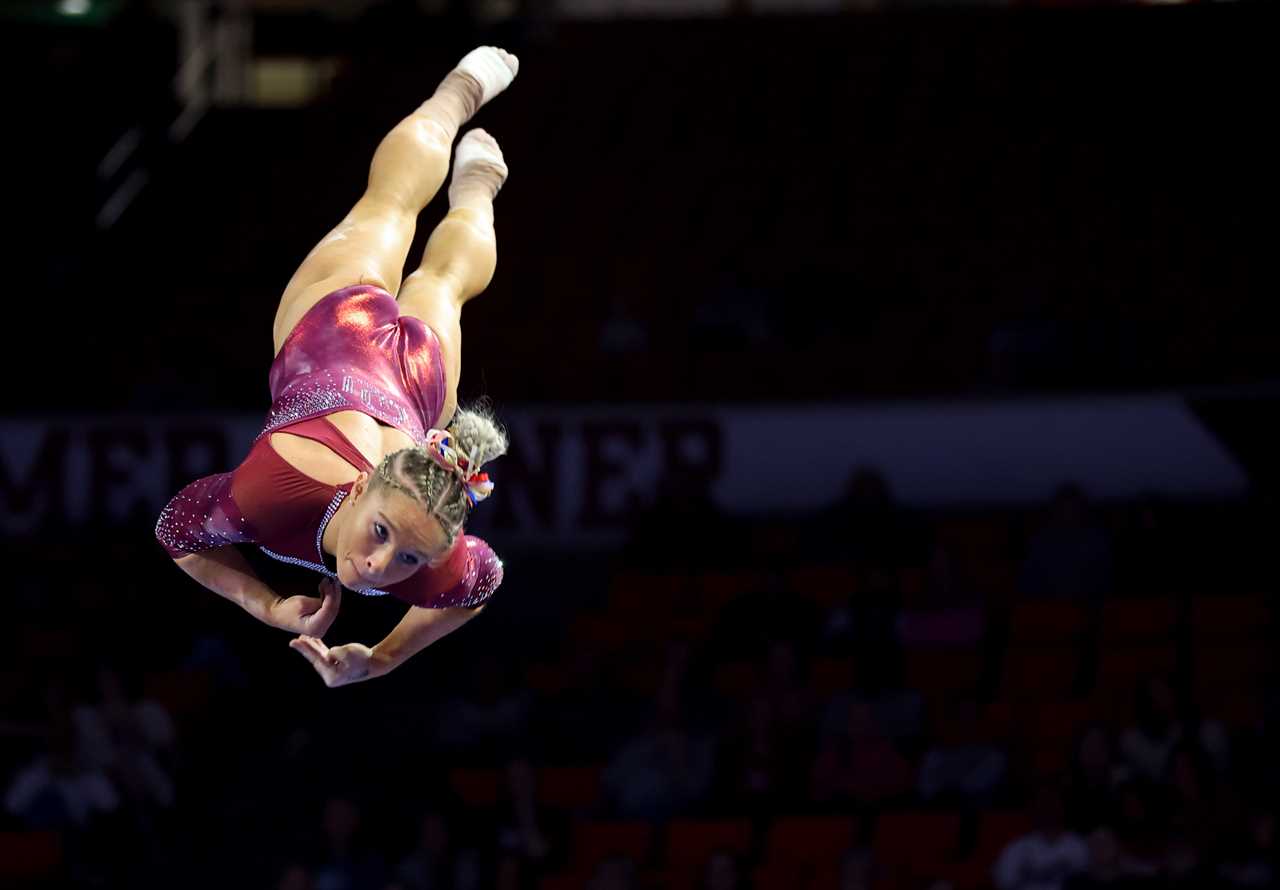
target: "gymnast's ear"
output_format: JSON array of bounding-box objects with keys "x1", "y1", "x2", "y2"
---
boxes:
[{"x1": 352, "y1": 470, "x2": 370, "y2": 497}]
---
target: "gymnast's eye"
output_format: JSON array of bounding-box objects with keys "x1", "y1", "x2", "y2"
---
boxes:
[
  {"x1": 374, "y1": 522, "x2": 388, "y2": 541},
  {"x1": 399, "y1": 553, "x2": 419, "y2": 566}
]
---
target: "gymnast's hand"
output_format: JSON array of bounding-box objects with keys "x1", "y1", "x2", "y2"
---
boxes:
[
  {"x1": 266, "y1": 578, "x2": 342, "y2": 636},
  {"x1": 289, "y1": 634, "x2": 380, "y2": 687}
]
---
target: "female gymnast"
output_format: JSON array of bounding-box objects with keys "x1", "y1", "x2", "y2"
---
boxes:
[{"x1": 155, "y1": 47, "x2": 520, "y2": 688}]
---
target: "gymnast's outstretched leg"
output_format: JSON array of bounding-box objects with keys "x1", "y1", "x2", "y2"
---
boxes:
[
  {"x1": 396, "y1": 128, "x2": 507, "y2": 426},
  {"x1": 271, "y1": 47, "x2": 519, "y2": 356}
]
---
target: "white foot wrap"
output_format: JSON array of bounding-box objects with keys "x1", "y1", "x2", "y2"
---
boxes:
[
  {"x1": 455, "y1": 47, "x2": 519, "y2": 107},
  {"x1": 449, "y1": 130, "x2": 508, "y2": 205}
]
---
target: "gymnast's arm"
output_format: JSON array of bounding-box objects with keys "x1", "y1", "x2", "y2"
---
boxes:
[
  {"x1": 289, "y1": 535, "x2": 502, "y2": 686},
  {"x1": 157, "y1": 471, "x2": 340, "y2": 636},
  {"x1": 288, "y1": 604, "x2": 484, "y2": 686},
  {"x1": 173, "y1": 548, "x2": 341, "y2": 635},
  {"x1": 371, "y1": 603, "x2": 486, "y2": 675}
]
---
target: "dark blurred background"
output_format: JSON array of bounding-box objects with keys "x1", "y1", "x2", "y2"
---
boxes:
[{"x1": 2, "y1": 0, "x2": 1278, "y2": 889}]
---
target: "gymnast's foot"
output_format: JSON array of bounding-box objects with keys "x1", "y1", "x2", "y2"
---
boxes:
[
  {"x1": 448, "y1": 129, "x2": 508, "y2": 214},
  {"x1": 431, "y1": 47, "x2": 519, "y2": 131}
]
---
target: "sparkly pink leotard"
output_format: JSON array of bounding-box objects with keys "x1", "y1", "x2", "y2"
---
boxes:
[{"x1": 155, "y1": 285, "x2": 502, "y2": 609}]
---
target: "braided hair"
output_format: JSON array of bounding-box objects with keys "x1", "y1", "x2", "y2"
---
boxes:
[{"x1": 372, "y1": 401, "x2": 508, "y2": 548}]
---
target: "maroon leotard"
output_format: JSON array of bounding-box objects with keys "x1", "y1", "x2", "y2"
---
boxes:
[{"x1": 154, "y1": 285, "x2": 501, "y2": 609}]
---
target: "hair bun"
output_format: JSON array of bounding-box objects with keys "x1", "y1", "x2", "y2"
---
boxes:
[{"x1": 445, "y1": 401, "x2": 509, "y2": 477}]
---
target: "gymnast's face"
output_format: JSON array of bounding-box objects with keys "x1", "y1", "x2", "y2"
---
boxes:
[{"x1": 335, "y1": 472, "x2": 451, "y2": 590}]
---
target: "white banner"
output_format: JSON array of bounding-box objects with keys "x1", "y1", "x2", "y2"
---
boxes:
[{"x1": 0, "y1": 396, "x2": 1248, "y2": 549}]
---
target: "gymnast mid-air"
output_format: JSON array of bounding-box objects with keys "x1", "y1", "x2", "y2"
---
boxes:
[{"x1": 156, "y1": 47, "x2": 520, "y2": 687}]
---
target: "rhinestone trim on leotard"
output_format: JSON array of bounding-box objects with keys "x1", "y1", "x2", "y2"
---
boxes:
[{"x1": 257, "y1": 488, "x2": 390, "y2": 597}]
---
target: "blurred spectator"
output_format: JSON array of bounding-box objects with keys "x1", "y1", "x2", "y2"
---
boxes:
[
  {"x1": 1159, "y1": 744, "x2": 1221, "y2": 883},
  {"x1": 715, "y1": 691, "x2": 807, "y2": 815},
  {"x1": 1019, "y1": 484, "x2": 1114, "y2": 599},
  {"x1": 1217, "y1": 809, "x2": 1277, "y2": 888},
  {"x1": 993, "y1": 785, "x2": 1089, "y2": 890},
  {"x1": 72, "y1": 664, "x2": 177, "y2": 811},
  {"x1": 602, "y1": 700, "x2": 716, "y2": 819},
  {"x1": 759, "y1": 638, "x2": 821, "y2": 732},
  {"x1": 1113, "y1": 494, "x2": 1181, "y2": 596},
  {"x1": 392, "y1": 810, "x2": 456, "y2": 890},
  {"x1": 597, "y1": 292, "x2": 650, "y2": 356},
  {"x1": 495, "y1": 757, "x2": 552, "y2": 863},
  {"x1": 626, "y1": 466, "x2": 730, "y2": 572},
  {"x1": 1065, "y1": 727, "x2": 1126, "y2": 832},
  {"x1": 811, "y1": 700, "x2": 914, "y2": 806},
  {"x1": 535, "y1": 640, "x2": 637, "y2": 761},
  {"x1": 700, "y1": 849, "x2": 745, "y2": 890},
  {"x1": 4, "y1": 679, "x2": 119, "y2": 831},
  {"x1": 434, "y1": 653, "x2": 533, "y2": 763},
  {"x1": 1109, "y1": 783, "x2": 1165, "y2": 879},
  {"x1": 1064, "y1": 827, "x2": 1156, "y2": 890},
  {"x1": 587, "y1": 854, "x2": 638, "y2": 890},
  {"x1": 277, "y1": 863, "x2": 315, "y2": 890},
  {"x1": 494, "y1": 852, "x2": 527, "y2": 890},
  {"x1": 311, "y1": 796, "x2": 389, "y2": 890},
  {"x1": 1118, "y1": 677, "x2": 1228, "y2": 785},
  {"x1": 838, "y1": 847, "x2": 876, "y2": 890},
  {"x1": 917, "y1": 698, "x2": 1007, "y2": 803},
  {"x1": 823, "y1": 467, "x2": 928, "y2": 576}
]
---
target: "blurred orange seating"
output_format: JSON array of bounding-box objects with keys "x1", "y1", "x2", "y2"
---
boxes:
[
  {"x1": 1194, "y1": 642, "x2": 1273, "y2": 692},
  {"x1": 571, "y1": 821, "x2": 655, "y2": 871},
  {"x1": 872, "y1": 811, "x2": 962, "y2": 868},
  {"x1": 539, "y1": 872, "x2": 587, "y2": 890},
  {"x1": 713, "y1": 661, "x2": 761, "y2": 700},
  {"x1": 899, "y1": 567, "x2": 928, "y2": 607},
  {"x1": 614, "y1": 648, "x2": 668, "y2": 697},
  {"x1": 143, "y1": 669, "x2": 212, "y2": 720},
  {"x1": 762, "y1": 816, "x2": 859, "y2": 869},
  {"x1": 665, "y1": 819, "x2": 753, "y2": 866},
  {"x1": 608, "y1": 573, "x2": 686, "y2": 613},
  {"x1": 1009, "y1": 601, "x2": 1089, "y2": 644},
  {"x1": 697, "y1": 570, "x2": 768, "y2": 604},
  {"x1": 810, "y1": 657, "x2": 857, "y2": 695},
  {"x1": 448, "y1": 767, "x2": 501, "y2": 807},
  {"x1": 528, "y1": 661, "x2": 568, "y2": 694},
  {"x1": 1001, "y1": 646, "x2": 1080, "y2": 700},
  {"x1": 1191, "y1": 594, "x2": 1271, "y2": 639},
  {"x1": 537, "y1": 765, "x2": 602, "y2": 811},
  {"x1": 643, "y1": 866, "x2": 700, "y2": 890},
  {"x1": 905, "y1": 649, "x2": 983, "y2": 696},
  {"x1": 1101, "y1": 597, "x2": 1179, "y2": 642},
  {"x1": 1208, "y1": 688, "x2": 1265, "y2": 729},
  {"x1": 0, "y1": 831, "x2": 62, "y2": 879},
  {"x1": 570, "y1": 613, "x2": 639, "y2": 648},
  {"x1": 754, "y1": 862, "x2": 812, "y2": 890},
  {"x1": 785, "y1": 564, "x2": 857, "y2": 609},
  {"x1": 1096, "y1": 644, "x2": 1178, "y2": 690},
  {"x1": 1019, "y1": 698, "x2": 1099, "y2": 745},
  {"x1": 957, "y1": 810, "x2": 1033, "y2": 882}
]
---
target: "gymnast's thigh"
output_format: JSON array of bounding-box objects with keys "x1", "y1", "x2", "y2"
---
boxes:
[{"x1": 271, "y1": 194, "x2": 416, "y2": 357}]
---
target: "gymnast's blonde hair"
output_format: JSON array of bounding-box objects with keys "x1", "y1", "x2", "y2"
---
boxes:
[{"x1": 371, "y1": 399, "x2": 508, "y2": 547}]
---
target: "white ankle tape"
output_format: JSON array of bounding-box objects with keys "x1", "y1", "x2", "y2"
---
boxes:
[
  {"x1": 455, "y1": 47, "x2": 517, "y2": 106},
  {"x1": 454, "y1": 133, "x2": 507, "y2": 174}
]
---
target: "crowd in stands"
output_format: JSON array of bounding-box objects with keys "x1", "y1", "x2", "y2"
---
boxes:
[{"x1": 2, "y1": 474, "x2": 1273, "y2": 890}]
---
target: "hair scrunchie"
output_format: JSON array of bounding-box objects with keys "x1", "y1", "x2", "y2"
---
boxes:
[{"x1": 423, "y1": 428, "x2": 495, "y2": 507}]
